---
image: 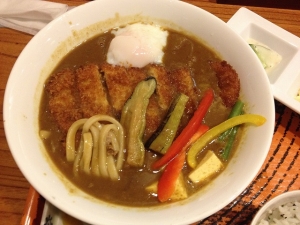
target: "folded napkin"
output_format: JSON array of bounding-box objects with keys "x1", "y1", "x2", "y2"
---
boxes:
[{"x1": 0, "y1": 0, "x2": 69, "y2": 35}]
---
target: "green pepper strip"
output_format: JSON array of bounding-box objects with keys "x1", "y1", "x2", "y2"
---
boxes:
[
  {"x1": 219, "y1": 100, "x2": 244, "y2": 141},
  {"x1": 187, "y1": 114, "x2": 266, "y2": 168},
  {"x1": 221, "y1": 125, "x2": 238, "y2": 160},
  {"x1": 219, "y1": 100, "x2": 244, "y2": 160}
]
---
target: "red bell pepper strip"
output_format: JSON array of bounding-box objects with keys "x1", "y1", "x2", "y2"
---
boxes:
[
  {"x1": 157, "y1": 150, "x2": 186, "y2": 202},
  {"x1": 151, "y1": 89, "x2": 214, "y2": 170},
  {"x1": 182, "y1": 124, "x2": 209, "y2": 151},
  {"x1": 157, "y1": 124, "x2": 209, "y2": 202}
]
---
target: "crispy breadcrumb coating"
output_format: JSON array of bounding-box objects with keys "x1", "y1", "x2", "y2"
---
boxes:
[
  {"x1": 76, "y1": 63, "x2": 112, "y2": 117},
  {"x1": 210, "y1": 60, "x2": 240, "y2": 108},
  {"x1": 46, "y1": 68, "x2": 82, "y2": 133},
  {"x1": 46, "y1": 63, "x2": 201, "y2": 140}
]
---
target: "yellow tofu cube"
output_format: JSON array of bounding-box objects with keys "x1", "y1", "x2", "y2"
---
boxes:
[
  {"x1": 188, "y1": 150, "x2": 223, "y2": 183},
  {"x1": 145, "y1": 173, "x2": 188, "y2": 201}
]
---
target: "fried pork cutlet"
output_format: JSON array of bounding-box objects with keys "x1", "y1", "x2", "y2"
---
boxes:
[
  {"x1": 46, "y1": 68, "x2": 81, "y2": 133},
  {"x1": 101, "y1": 62, "x2": 147, "y2": 116},
  {"x1": 76, "y1": 64, "x2": 112, "y2": 117},
  {"x1": 144, "y1": 65, "x2": 175, "y2": 141},
  {"x1": 101, "y1": 63, "x2": 169, "y2": 141},
  {"x1": 210, "y1": 61, "x2": 240, "y2": 108},
  {"x1": 47, "y1": 62, "x2": 200, "y2": 143},
  {"x1": 146, "y1": 64, "x2": 175, "y2": 111},
  {"x1": 143, "y1": 96, "x2": 163, "y2": 142}
]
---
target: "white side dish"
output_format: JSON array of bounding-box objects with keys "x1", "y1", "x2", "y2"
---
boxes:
[
  {"x1": 258, "y1": 201, "x2": 300, "y2": 225},
  {"x1": 227, "y1": 7, "x2": 300, "y2": 114},
  {"x1": 251, "y1": 190, "x2": 300, "y2": 225}
]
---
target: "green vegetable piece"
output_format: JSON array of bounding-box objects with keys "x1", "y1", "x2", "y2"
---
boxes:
[
  {"x1": 120, "y1": 78, "x2": 156, "y2": 167},
  {"x1": 221, "y1": 125, "x2": 239, "y2": 160},
  {"x1": 219, "y1": 100, "x2": 244, "y2": 141},
  {"x1": 249, "y1": 44, "x2": 282, "y2": 72},
  {"x1": 148, "y1": 93, "x2": 189, "y2": 154},
  {"x1": 219, "y1": 100, "x2": 244, "y2": 160},
  {"x1": 249, "y1": 44, "x2": 268, "y2": 69}
]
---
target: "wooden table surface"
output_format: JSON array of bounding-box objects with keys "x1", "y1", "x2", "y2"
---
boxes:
[{"x1": 0, "y1": 1, "x2": 299, "y2": 225}]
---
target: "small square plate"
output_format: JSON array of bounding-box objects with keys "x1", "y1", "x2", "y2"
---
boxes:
[{"x1": 227, "y1": 7, "x2": 300, "y2": 114}]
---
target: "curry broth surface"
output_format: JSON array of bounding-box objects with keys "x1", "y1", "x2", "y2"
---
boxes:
[{"x1": 39, "y1": 28, "x2": 239, "y2": 207}]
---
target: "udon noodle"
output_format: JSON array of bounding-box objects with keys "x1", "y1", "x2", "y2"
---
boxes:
[{"x1": 65, "y1": 114, "x2": 125, "y2": 180}]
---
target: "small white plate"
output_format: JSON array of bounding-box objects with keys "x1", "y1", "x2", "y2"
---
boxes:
[{"x1": 227, "y1": 7, "x2": 300, "y2": 114}]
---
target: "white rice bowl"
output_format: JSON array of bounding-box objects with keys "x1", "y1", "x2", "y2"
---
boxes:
[{"x1": 252, "y1": 190, "x2": 300, "y2": 225}]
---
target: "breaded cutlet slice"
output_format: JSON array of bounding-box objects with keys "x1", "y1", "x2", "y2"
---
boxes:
[
  {"x1": 76, "y1": 64, "x2": 112, "y2": 117},
  {"x1": 101, "y1": 62, "x2": 147, "y2": 115},
  {"x1": 146, "y1": 64, "x2": 175, "y2": 111},
  {"x1": 143, "y1": 95, "x2": 164, "y2": 142},
  {"x1": 169, "y1": 68, "x2": 199, "y2": 116},
  {"x1": 143, "y1": 64, "x2": 175, "y2": 141},
  {"x1": 46, "y1": 68, "x2": 82, "y2": 133},
  {"x1": 210, "y1": 60, "x2": 240, "y2": 108}
]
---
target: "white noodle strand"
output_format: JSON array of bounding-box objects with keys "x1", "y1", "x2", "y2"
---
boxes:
[
  {"x1": 66, "y1": 119, "x2": 87, "y2": 161},
  {"x1": 98, "y1": 124, "x2": 119, "y2": 178},
  {"x1": 107, "y1": 155, "x2": 119, "y2": 181},
  {"x1": 81, "y1": 132, "x2": 93, "y2": 174},
  {"x1": 66, "y1": 114, "x2": 125, "y2": 180},
  {"x1": 90, "y1": 126, "x2": 100, "y2": 176}
]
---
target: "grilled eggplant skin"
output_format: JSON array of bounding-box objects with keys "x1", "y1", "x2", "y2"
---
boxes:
[
  {"x1": 120, "y1": 77, "x2": 157, "y2": 167},
  {"x1": 148, "y1": 93, "x2": 189, "y2": 154}
]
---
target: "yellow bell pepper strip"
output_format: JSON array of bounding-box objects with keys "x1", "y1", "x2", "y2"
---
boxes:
[
  {"x1": 157, "y1": 150, "x2": 186, "y2": 202},
  {"x1": 151, "y1": 89, "x2": 214, "y2": 170},
  {"x1": 187, "y1": 114, "x2": 266, "y2": 168}
]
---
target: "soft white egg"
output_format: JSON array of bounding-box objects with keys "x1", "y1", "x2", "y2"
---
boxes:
[{"x1": 106, "y1": 23, "x2": 168, "y2": 68}]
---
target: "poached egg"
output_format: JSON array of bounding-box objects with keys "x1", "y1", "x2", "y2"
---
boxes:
[{"x1": 106, "y1": 23, "x2": 168, "y2": 68}]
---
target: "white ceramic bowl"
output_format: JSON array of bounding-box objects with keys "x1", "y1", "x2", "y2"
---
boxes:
[
  {"x1": 3, "y1": 0, "x2": 275, "y2": 224},
  {"x1": 251, "y1": 190, "x2": 300, "y2": 225}
]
